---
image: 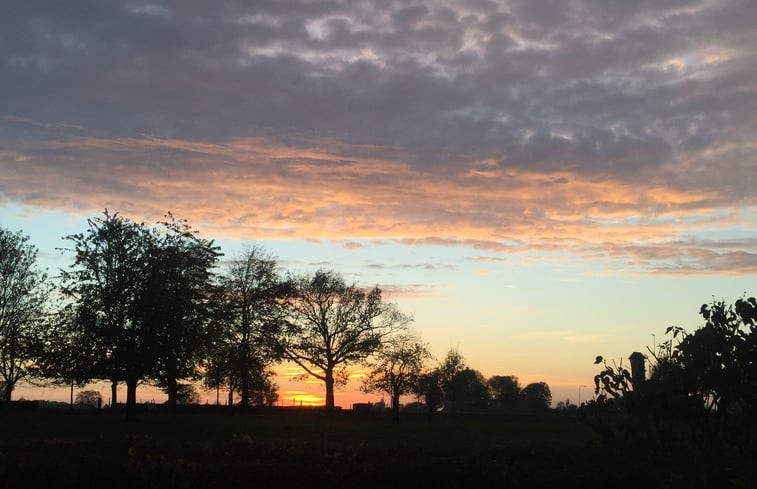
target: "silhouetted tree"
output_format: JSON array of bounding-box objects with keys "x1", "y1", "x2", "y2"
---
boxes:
[
  {"x1": 413, "y1": 370, "x2": 443, "y2": 423},
  {"x1": 410, "y1": 348, "x2": 468, "y2": 419},
  {"x1": 520, "y1": 382, "x2": 552, "y2": 413},
  {"x1": 35, "y1": 303, "x2": 99, "y2": 407},
  {"x1": 169, "y1": 383, "x2": 201, "y2": 405},
  {"x1": 362, "y1": 331, "x2": 428, "y2": 422},
  {"x1": 272, "y1": 269, "x2": 403, "y2": 409},
  {"x1": 554, "y1": 399, "x2": 576, "y2": 411},
  {"x1": 674, "y1": 297, "x2": 757, "y2": 414},
  {"x1": 203, "y1": 336, "x2": 234, "y2": 405},
  {"x1": 60, "y1": 211, "x2": 154, "y2": 420},
  {"x1": 437, "y1": 348, "x2": 466, "y2": 382},
  {"x1": 587, "y1": 296, "x2": 757, "y2": 486},
  {"x1": 435, "y1": 348, "x2": 467, "y2": 412},
  {"x1": 212, "y1": 246, "x2": 283, "y2": 407},
  {"x1": 205, "y1": 342, "x2": 279, "y2": 407},
  {"x1": 488, "y1": 375, "x2": 521, "y2": 412},
  {"x1": 145, "y1": 214, "x2": 221, "y2": 408},
  {"x1": 446, "y1": 368, "x2": 490, "y2": 412},
  {"x1": 0, "y1": 226, "x2": 49, "y2": 402},
  {"x1": 246, "y1": 368, "x2": 279, "y2": 406},
  {"x1": 656, "y1": 297, "x2": 757, "y2": 473},
  {"x1": 75, "y1": 390, "x2": 101, "y2": 408}
]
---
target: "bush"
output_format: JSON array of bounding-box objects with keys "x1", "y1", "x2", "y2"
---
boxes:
[{"x1": 75, "y1": 390, "x2": 101, "y2": 408}]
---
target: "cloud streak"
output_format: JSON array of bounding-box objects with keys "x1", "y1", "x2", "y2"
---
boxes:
[{"x1": 2, "y1": 133, "x2": 754, "y2": 274}]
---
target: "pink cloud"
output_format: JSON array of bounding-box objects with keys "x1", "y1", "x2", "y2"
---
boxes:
[{"x1": 2, "y1": 134, "x2": 754, "y2": 275}]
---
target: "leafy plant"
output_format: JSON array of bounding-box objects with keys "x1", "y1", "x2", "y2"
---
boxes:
[{"x1": 591, "y1": 355, "x2": 632, "y2": 401}]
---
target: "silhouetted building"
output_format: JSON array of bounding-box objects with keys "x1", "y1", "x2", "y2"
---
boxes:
[
  {"x1": 629, "y1": 352, "x2": 646, "y2": 388},
  {"x1": 352, "y1": 403, "x2": 371, "y2": 414}
]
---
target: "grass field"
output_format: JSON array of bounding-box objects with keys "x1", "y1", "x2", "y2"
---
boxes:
[{"x1": 0, "y1": 408, "x2": 683, "y2": 488}]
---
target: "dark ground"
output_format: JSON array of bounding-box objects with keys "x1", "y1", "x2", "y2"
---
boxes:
[{"x1": 0, "y1": 407, "x2": 703, "y2": 489}]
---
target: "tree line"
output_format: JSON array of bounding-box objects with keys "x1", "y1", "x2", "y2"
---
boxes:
[
  {"x1": 364, "y1": 344, "x2": 552, "y2": 422},
  {"x1": 1, "y1": 211, "x2": 552, "y2": 421}
]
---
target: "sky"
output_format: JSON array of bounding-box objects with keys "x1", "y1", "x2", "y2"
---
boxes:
[{"x1": 1, "y1": 0, "x2": 756, "y2": 408}]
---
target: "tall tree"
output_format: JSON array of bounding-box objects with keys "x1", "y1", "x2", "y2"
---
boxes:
[
  {"x1": 273, "y1": 269, "x2": 403, "y2": 409},
  {"x1": 145, "y1": 214, "x2": 221, "y2": 408},
  {"x1": 362, "y1": 331, "x2": 428, "y2": 422},
  {"x1": 0, "y1": 226, "x2": 48, "y2": 402},
  {"x1": 60, "y1": 210, "x2": 153, "y2": 420},
  {"x1": 212, "y1": 246, "x2": 283, "y2": 407}
]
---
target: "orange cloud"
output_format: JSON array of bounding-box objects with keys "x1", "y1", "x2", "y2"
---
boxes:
[{"x1": 2, "y1": 134, "x2": 754, "y2": 275}]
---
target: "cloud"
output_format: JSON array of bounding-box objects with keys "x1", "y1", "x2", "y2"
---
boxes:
[
  {"x1": 1, "y1": 133, "x2": 755, "y2": 274},
  {"x1": 1, "y1": 0, "x2": 755, "y2": 275},
  {"x1": 582, "y1": 238, "x2": 757, "y2": 275},
  {"x1": 342, "y1": 241, "x2": 368, "y2": 250},
  {"x1": 366, "y1": 261, "x2": 457, "y2": 271},
  {"x1": 380, "y1": 284, "x2": 445, "y2": 301}
]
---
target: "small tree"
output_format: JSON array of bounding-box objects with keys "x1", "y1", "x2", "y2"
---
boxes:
[
  {"x1": 488, "y1": 375, "x2": 521, "y2": 412},
  {"x1": 413, "y1": 370, "x2": 443, "y2": 423},
  {"x1": 520, "y1": 382, "x2": 552, "y2": 413},
  {"x1": 173, "y1": 384, "x2": 201, "y2": 405},
  {"x1": 75, "y1": 390, "x2": 102, "y2": 408},
  {"x1": 412, "y1": 348, "x2": 466, "y2": 420},
  {"x1": 36, "y1": 304, "x2": 99, "y2": 407},
  {"x1": 436, "y1": 348, "x2": 468, "y2": 412},
  {"x1": 362, "y1": 331, "x2": 429, "y2": 422},
  {"x1": 445, "y1": 368, "x2": 490, "y2": 412},
  {"x1": 0, "y1": 226, "x2": 49, "y2": 402},
  {"x1": 554, "y1": 399, "x2": 576, "y2": 411}
]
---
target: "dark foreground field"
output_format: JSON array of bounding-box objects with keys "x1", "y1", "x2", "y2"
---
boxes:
[{"x1": 0, "y1": 408, "x2": 695, "y2": 488}]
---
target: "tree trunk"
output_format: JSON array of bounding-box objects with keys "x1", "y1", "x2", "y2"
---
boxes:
[
  {"x1": 166, "y1": 376, "x2": 178, "y2": 410},
  {"x1": 392, "y1": 391, "x2": 400, "y2": 424},
  {"x1": 3, "y1": 381, "x2": 14, "y2": 403},
  {"x1": 325, "y1": 369, "x2": 335, "y2": 409},
  {"x1": 240, "y1": 374, "x2": 250, "y2": 408},
  {"x1": 426, "y1": 393, "x2": 434, "y2": 423},
  {"x1": 111, "y1": 379, "x2": 118, "y2": 408},
  {"x1": 240, "y1": 343, "x2": 250, "y2": 408},
  {"x1": 69, "y1": 380, "x2": 74, "y2": 410},
  {"x1": 125, "y1": 377, "x2": 138, "y2": 421},
  {"x1": 228, "y1": 387, "x2": 234, "y2": 406}
]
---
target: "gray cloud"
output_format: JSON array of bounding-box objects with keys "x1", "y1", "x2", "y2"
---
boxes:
[
  {"x1": 1, "y1": 0, "x2": 755, "y2": 274},
  {"x1": 3, "y1": 1, "x2": 755, "y2": 163}
]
